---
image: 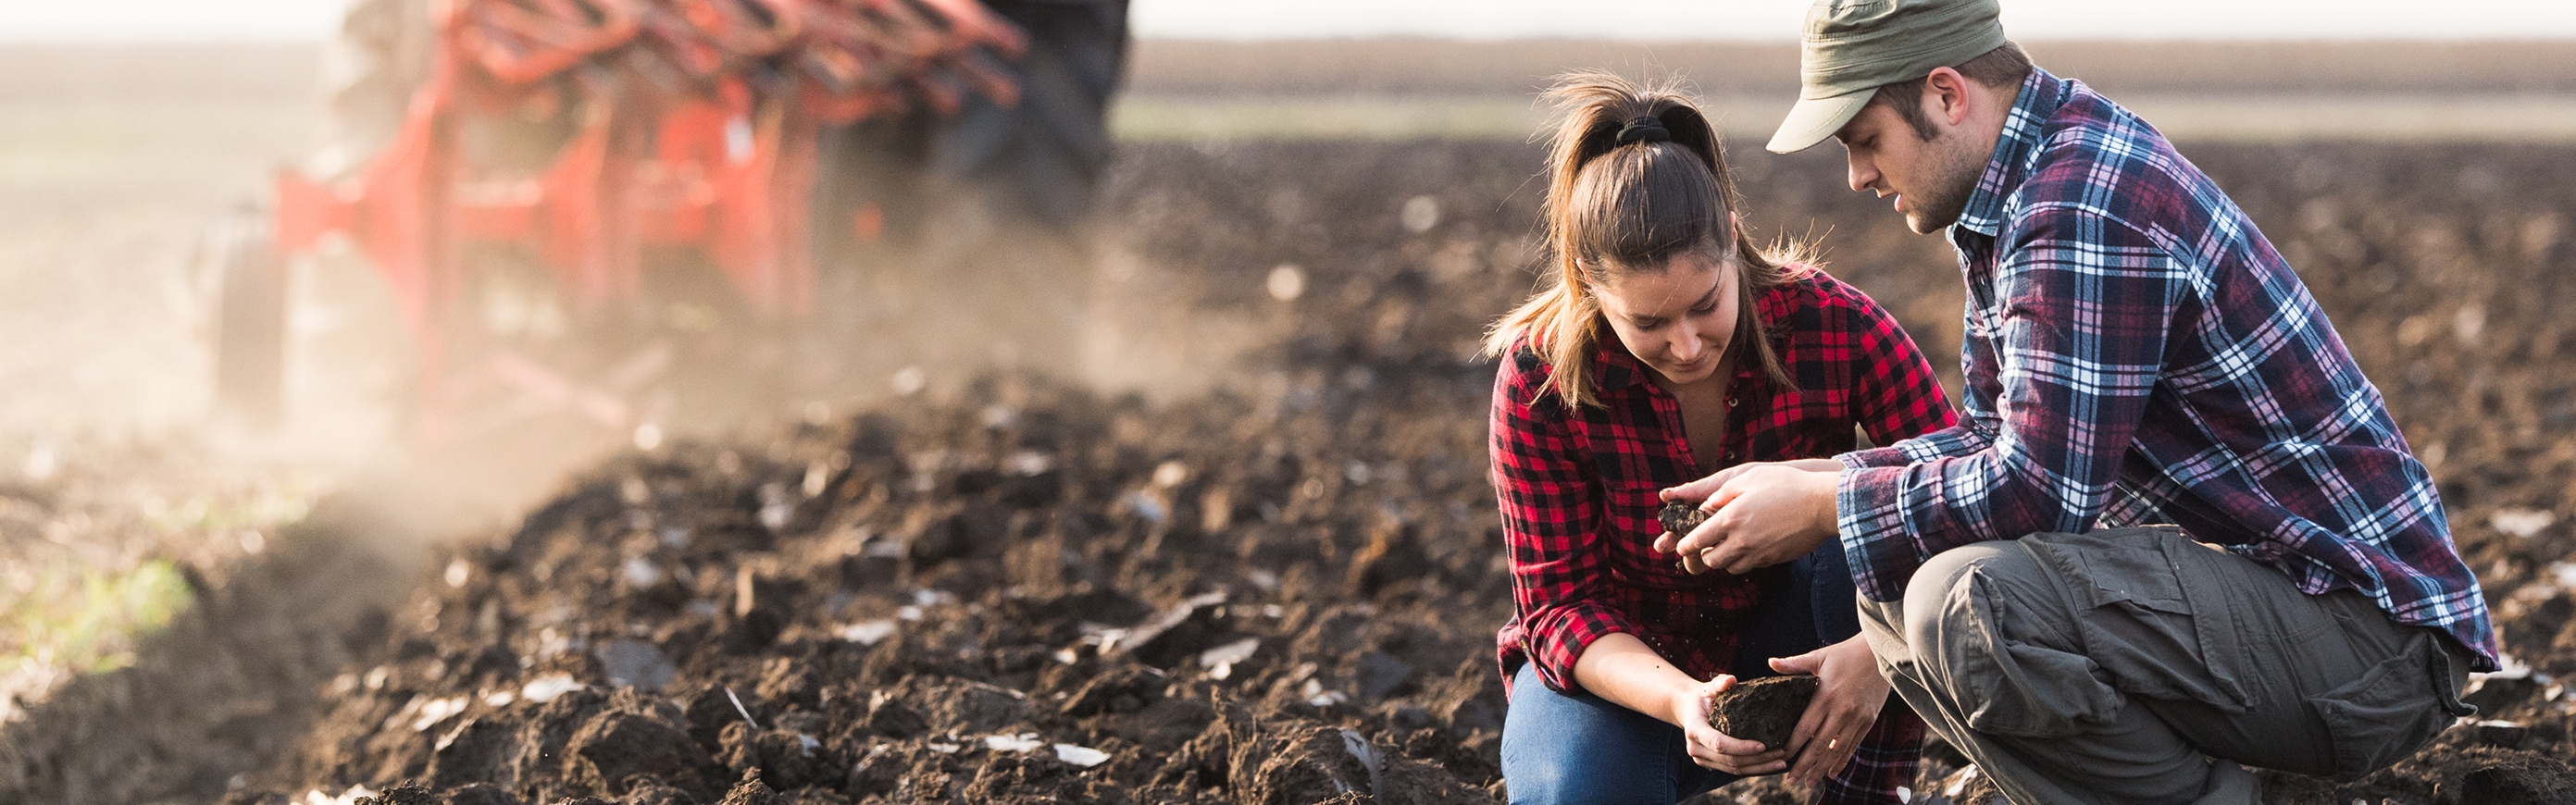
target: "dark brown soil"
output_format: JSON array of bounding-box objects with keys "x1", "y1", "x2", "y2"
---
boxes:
[
  {"x1": 1660, "y1": 501, "x2": 1709, "y2": 537},
  {"x1": 9, "y1": 138, "x2": 2573, "y2": 805},
  {"x1": 1709, "y1": 675, "x2": 1817, "y2": 752}
]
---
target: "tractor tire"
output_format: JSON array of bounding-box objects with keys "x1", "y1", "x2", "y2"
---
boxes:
[{"x1": 211, "y1": 212, "x2": 289, "y2": 429}]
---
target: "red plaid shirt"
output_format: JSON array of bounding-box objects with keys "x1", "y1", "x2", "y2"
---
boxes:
[{"x1": 1490, "y1": 269, "x2": 1953, "y2": 802}]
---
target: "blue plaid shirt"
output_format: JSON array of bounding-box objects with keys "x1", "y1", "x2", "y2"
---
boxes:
[{"x1": 1834, "y1": 68, "x2": 2499, "y2": 671}]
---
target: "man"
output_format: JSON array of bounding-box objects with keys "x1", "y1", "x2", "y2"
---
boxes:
[{"x1": 1656, "y1": 1, "x2": 2498, "y2": 802}]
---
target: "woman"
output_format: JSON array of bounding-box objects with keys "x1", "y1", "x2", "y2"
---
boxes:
[{"x1": 1486, "y1": 72, "x2": 1956, "y2": 804}]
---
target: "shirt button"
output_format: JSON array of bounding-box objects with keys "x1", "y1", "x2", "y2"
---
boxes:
[{"x1": 1724, "y1": 452, "x2": 1736, "y2": 460}]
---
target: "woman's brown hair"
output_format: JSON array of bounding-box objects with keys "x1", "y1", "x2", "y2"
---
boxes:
[{"x1": 1484, "y1": 70, "x2": 1811, "y2": 408}]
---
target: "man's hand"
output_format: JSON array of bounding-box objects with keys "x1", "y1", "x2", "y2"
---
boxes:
[
  {"x1": 1654, "y1": 461, "x2": 1844, "y2": 575},
  {"x1": 1769, "y1": 637, "x2": 1890, "y2": 788},
  {"x1": 1673, "y1": 674, "x2": 1787, "y2": 774}
]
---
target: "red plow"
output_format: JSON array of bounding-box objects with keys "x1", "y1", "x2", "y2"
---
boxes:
[{"x1": 220, "y1": 0, "x2": 1126, "y2": 443}]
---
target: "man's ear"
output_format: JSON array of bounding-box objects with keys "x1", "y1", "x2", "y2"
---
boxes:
[{"x1": 1923, "y1": 66, "x2": 1972, "y2": 130}]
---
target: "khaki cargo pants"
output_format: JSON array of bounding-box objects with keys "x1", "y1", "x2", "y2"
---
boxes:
[{"x1": 1859, "y1": 526, "x2": 2475, "y2": 804}]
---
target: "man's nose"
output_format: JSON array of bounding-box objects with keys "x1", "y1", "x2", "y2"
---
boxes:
[{"x1": 1847, "y1": 155, "x2": 1875, "y2": 193}]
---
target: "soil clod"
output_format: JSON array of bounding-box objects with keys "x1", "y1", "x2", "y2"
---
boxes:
[
  {"x1": 1660, "y1": 501, "x2": 1708, "y2": 536},
  {"x1": 1709, "y1": 675, "x2": 1819, "y2": 751}
]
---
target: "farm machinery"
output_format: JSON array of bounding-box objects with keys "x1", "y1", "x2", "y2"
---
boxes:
[{"x1": 214, "y1": 0, "x2": 1127, "y2": 444}]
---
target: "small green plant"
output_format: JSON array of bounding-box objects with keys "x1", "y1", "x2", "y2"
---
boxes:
[{"x1": 3, "y1": 559, "x2": 194, "y2": 675}]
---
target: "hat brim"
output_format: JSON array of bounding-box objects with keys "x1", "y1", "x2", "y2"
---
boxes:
[{"x1": 1765, "y1": 90, "x2": 1875, "y2": 154}]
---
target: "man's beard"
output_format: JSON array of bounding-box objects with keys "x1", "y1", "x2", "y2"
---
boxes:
[{"x1": 1904, "y1": 130, "x2": 1985, "y2": 234}]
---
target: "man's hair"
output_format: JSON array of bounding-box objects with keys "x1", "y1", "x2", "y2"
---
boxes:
[{"x1": 1869, "y1": 42, "x2": 2035, "y2": 141}]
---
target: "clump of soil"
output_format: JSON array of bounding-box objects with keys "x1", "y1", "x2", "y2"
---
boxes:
[
  {"x1": 1659, "y1": 501, "x2": 1708, "y2": 537},
  {"x1": 1709, "y1": 675, "x2": 1817, "y2": 752}
]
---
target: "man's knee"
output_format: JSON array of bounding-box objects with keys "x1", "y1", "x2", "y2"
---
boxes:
[
  {"x1": 1891, "y1": 541, "x2": 2033, "y2": 650},
  {"x1": 1872, "y1": 539, "x2": 2120, "y2": 734}
]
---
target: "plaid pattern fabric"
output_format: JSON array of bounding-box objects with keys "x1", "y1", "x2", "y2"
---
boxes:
[
  {"x1": 1835, "y1": 68, "x2": 2500, "y2": 671},
  {"x1": 1492, "y1": 270, "x2": 1953, "y2": 803}
]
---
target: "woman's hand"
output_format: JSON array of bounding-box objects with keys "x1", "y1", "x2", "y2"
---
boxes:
[
  {"x1": 1673, "y1": 674, "x2": 1787, "y2": 774},
  {"x1": 1768, "y1": 636, "x2": 1891, "y2": 787}
]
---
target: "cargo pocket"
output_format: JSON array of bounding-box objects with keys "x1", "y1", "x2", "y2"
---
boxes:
[
  {"x1": 2022, "y1": 529, "x2": 2251, "y2": 712},
  {"x1": 2310, "y1": 632, "x2": 2453, "y2": 781}
]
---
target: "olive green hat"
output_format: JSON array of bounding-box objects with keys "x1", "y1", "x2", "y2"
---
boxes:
[{"x1": 1765, "y1": 0, "x2": 2008, "y2": 154}]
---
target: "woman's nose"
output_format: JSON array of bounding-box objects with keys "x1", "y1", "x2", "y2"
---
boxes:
[{"x1": 1669, "y1": 324, "x2": 1702, "y2": 362}]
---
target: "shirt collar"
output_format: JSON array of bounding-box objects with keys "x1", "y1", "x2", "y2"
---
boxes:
[
  {"x1": 1951, "y1": 68, "x2": 2070, "y2": 240},
  {"x1": 1591, "y1": 337, "x2": 1649, "y2": 393}
]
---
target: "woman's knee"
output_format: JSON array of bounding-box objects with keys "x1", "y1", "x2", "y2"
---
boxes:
[
  {"x1": 1500, "y1": 720, "x2": 1676, "y2": 805},
  {"x1": 1500, "y1": 668, "x2": 1686, "y2": 804}
]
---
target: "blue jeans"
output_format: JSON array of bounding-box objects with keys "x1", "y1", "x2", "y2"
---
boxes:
[{"x1": 1500, "y1": 541, "x2": 1859, "y2": 805}]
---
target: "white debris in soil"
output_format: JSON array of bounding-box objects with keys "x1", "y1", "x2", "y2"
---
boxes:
[
  {"x1": 2492, "y1": 508, "x2": 2557, "y2": 539},
  {"x1": 759, "y1": 482, "x2": 793, "y2": 530},
  {"x1": 621, "y1": 556, "x2": 664, "y2": 587},
  {"x1": 837, "y1": 620, "x2": 898, "y2": 646},
  {"x1": 404, "y1": 695, "x2": 467, "y2": 732},
  {"x1": 1054, "y1": 743, "x2": 1111, "y2": 767},
  {"x1": 300, "y1": 785, "x2": 377, "y2": 805},
  {"x1": 1122, "y1": 490, "x2": 1168, "y2": 524},
  {"x1": 1947, "y1": 764, "x2": 1981, "y2": 798},
  {"x1": 2548, "y1": 562, "x2": 2576, "y2": 591},
  {"x1": 1301, "y1": 678, "x2": 1348, "y2": 708},
  {"x1": 1200, "y1": 637, "x2": 1261, "y2": 680},
  {"x1": 1401, "y1": 195, "x2": 1441, "y2": 233},
  {"x1": 519, "y1": 672, "x2": 584, "y2": 703},
  {"x1": 985, "y1": 733, "x2": 1045, "y2": 752},
  {"x1": 891, "y1": 366, "x2": 927, "y2": 396},
  {"x1": 979, "y1": 404, "x2": 1018, "y2": 429},
  {"x1": 1007, "y1": 451, "x2": 1054, "y2": 476},
  {"x1": 1268, "y1": 265, "x2": 1306, "y2": 302},
  {"x1": 803, "y1": 460, "x2": 831, "y2": 498}
]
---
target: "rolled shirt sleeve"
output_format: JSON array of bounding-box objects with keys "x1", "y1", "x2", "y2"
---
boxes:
[
  {"x1": 1837, "y1": 204, "x2": 2179, "y2": 601},
  {"x1": 1489, "y1": 355, "x2": 1639, "y2": 693}
]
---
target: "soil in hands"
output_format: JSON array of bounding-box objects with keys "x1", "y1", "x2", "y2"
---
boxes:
[{"x1": 1709, "y1": 675, "x2": 1818, "y2": 754}]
